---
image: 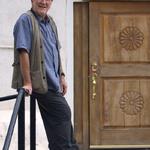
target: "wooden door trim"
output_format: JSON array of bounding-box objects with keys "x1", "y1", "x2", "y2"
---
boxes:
[{"x1": 74, "y1": 2, "x2": 89, "y2": 150}]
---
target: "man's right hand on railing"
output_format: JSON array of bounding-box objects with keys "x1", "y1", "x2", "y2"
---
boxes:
[{"x1": 23, "y1": 84, "x2": 32, "y2": 96}]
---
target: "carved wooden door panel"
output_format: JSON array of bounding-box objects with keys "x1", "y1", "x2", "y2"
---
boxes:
[{"x1": 89, "y1": 2, "x2": 150, "y2": 149}]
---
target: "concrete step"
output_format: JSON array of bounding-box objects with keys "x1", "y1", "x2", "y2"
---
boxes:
[{"x1": 0, "y1": 110, "x2": 48, "y2": 150}]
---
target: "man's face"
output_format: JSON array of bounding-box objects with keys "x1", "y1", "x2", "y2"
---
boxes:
[{"x1": 32, "y1": 0, "x2": 52, "y2": 17}]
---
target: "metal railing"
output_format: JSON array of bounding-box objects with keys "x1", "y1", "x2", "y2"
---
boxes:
[{"x1": 0, "y1": 88, "x2": 36, "y2": 150}]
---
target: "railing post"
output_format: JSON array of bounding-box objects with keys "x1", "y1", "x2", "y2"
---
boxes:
[
  {"x1": 18, "y1": 95, "x2": 25, "y2": 150},
  {"x1": 1, "y1": 89, "x2": 37, "y2": 150},
  {"x1": 30, "y1": 95, "x2": 36, "y2": 150},
  {"x1": 2, "y1": 88, "x2": 25, "y2": 150}
]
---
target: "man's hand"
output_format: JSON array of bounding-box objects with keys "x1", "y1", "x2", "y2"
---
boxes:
[
  {"x1": 23, "y1": 83, "x2": 32, "y2": 95},
  {"x1": 60, "y1": 75, "x2": 67, "y2": 96}
]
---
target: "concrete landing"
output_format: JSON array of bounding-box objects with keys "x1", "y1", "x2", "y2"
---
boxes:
[{"x1": 0, "y1": 110, "x2": 48, "y2": 150}]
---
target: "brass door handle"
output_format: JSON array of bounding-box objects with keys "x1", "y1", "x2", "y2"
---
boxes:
[{"x1": 91, "y1": 62, "x2": 98, "y2": 100}]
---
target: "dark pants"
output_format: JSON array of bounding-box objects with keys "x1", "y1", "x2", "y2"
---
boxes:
[{"x1": 33, "y1": 91, "x2": 79, "y2": 150}]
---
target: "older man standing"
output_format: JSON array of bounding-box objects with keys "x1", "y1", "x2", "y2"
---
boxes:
[{"x1": 11, "y1": 0, "x2": 79, "y2": 149}]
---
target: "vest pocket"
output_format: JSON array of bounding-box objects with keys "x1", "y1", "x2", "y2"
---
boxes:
[{"x1": 31, "y1": 70, "x2": 48, "y2": 94}]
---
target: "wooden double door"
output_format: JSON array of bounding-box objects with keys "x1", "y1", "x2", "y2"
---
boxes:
[{"x1": 74, "y1": 1, "x2": 150, "y2": 149}]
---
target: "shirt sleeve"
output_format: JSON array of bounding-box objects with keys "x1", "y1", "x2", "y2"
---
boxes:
[{"x1": 13, "y1": 13, "x2": 32, "y2": 53}]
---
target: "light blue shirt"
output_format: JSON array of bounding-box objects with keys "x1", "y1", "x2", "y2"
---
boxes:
[{"x1": 13, "y1": 11, "x2": 61, "y2": 92}]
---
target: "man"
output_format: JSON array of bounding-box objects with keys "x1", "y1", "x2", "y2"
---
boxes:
[{"x1": 11, "y1": 0, "x2": 79, "y2": 149}]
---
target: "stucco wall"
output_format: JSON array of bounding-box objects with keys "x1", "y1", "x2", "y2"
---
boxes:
[
  {"x1": 0, "y1": 0, "x2": 67, "y2": 94},
  {"x1": 0, "y1": 0, "x2": 68, "y2": 100},
  {"x1": 0, "y1": 0, "x2": 73, "y2": 149}
]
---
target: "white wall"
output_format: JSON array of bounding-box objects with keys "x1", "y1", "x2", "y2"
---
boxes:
[
  {"x1": 0, "y1": 0, "x2": 68, "y2": 107},
  {"x1": 0, "y1": 0, "x2": 74, "y2": 149}
]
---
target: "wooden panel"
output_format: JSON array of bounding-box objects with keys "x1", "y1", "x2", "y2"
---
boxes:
[
  {"x1": 104, "y1": 79, "x2": 124, "y2": 127},
  {"x1": 101, "y1": 128, "x2": 150, "y2": 145},
  {"x1": 103, "y1": 79, "x2": 150, "y2": 127},
  {"x1": 103, "y1": 14, "x2": 150, "y2": 63},
  {"x1": 100, "y1": 64, "x2": 150, "y2": 77},
  {"x1": 99, "y1": 78, "x2": 150, "y2": 146},
  {"x1": 141, "y1": 80, "x2": 150, "y2": 126},
  {"x1": 74, "y1": 2, "x2": 89, "y2": 150}
]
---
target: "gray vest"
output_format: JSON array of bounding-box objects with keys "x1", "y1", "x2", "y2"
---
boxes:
[{"x1": 11, "y1": 10, "x2": 63, "y2": 94}]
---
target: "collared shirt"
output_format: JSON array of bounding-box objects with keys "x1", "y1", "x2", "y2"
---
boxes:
[{"x1": 13, "y1": 11, "x2": 61, "y2": 92}]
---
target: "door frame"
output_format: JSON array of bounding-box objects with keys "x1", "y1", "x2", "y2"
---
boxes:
[{"x1": 74, "y1": 2, "x2": 89, "y2": 150}]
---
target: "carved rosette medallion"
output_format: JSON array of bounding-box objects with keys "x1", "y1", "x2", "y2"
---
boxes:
[
  {"x1": 119, "y1": 26, "x2": 144, "y2": 51},
  {"x1": 120, "y1": 91, "x2": 144, "y2": 115}
]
